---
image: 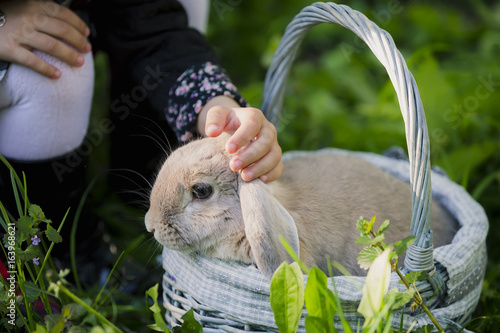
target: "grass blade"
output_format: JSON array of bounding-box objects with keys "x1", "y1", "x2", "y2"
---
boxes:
[{"x1": 70, "y1": 177, "x2": 97, "y2": 291}]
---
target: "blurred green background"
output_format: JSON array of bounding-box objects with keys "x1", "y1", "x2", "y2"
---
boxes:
[{"x1": 90, "y1": 0, "x2": 499, "y2": 331}]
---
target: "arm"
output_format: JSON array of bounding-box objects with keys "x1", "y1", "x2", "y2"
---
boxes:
[
  {"x1": 91, "y1": 0, "x2": 282, "y2": 182},
  {"x1": 165, "y1": 61, "x2": 283, "y2": 183},
  {"x1": 90, "y1": 0, "x2": 218, "y2": 112}
]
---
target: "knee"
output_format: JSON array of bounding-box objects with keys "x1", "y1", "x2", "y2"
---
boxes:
[
  {"x1": 27, "y1": 50, "x2": 95, "y2": 107},
  {"x1": 0, "y1": 52, "x2": 95, "y2": 161}
]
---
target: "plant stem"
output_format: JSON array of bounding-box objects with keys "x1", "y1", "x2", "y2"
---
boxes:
[
  {"x1": 57, "y1": 282, "x2": 123, "y2": 333},
  {"x1": 395, "y1": 266, "x2": 444, "y2": 332},
  {"x1": 395, "y1": 268, "x2": 410, "y2": 289},
  {"x1": 17, "y1": 262, "x2": 34, "y2": 331},
  {"x1": 369, "y1": 230, "x2": 444, "y2": 332},
  {"x1": 420, "y1": 303, "x2": 444, "y2": 333},
  {"x1": 35, "y1": 208, "x2": 70, "y2": 284},
  {"x1": 93, "y1": 252, "x2": 125, "y2": 308}
]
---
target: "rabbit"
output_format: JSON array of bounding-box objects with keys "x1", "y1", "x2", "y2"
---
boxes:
[{"x1": 145, "y1": 134, "x2": 458, "y2": 279}]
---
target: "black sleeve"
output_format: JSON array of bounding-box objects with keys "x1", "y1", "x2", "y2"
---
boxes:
[{"x1": 89, "y1": 0, "x2": 220, "y2": 114}]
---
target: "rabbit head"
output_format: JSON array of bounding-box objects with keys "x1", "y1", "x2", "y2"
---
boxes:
[{"x1": 145, "y1": 134, "x2": 300, "y2": 279}]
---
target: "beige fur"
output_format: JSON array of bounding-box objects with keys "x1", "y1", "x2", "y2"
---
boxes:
[{"x1": 145, "y1": 135, "x2": 457, "y2": 279}]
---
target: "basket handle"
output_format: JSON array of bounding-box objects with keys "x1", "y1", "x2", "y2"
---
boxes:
[{"x1": 262, "y1": 2, "x2": 434, "y2": 272}]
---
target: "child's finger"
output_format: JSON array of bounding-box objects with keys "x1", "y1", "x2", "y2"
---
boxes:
[
  {"x1": 39, "y1": 17, "x2": 91, "y2": 54},
  {"x1": 239, "y1": 143, "x2": 283, "y2": 183},
  {"x1": 204, "y1": 105, "x2": 233, "y2": 137},
  {"x1": 224, "y1": 108, "x2": 263, "y2": 154},
  {"x1": 25, "y1": 33, "x2": 86, "y2": 68},
  {"x1": 230, "y1": 122, "x2": 277, "y2": 171},
  {"x1": 40, "y1": 1, "x2": 90, "y2": 37},
  {"x1": 11, "y1": 47, "x2": 61, "y2": 79}
]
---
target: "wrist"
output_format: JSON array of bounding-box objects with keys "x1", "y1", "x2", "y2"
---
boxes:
[{"x1": 165, "y1": 62, "x2": 248, "y2": 144}]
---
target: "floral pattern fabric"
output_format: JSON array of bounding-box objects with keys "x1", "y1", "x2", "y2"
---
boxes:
[{"x1": 166, "y1": 62, "x2": 248, "y2": 143}]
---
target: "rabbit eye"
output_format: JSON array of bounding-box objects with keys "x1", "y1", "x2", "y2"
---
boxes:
[{"x1": 191, "y1": 183, "x2": 213, "y2": 200}]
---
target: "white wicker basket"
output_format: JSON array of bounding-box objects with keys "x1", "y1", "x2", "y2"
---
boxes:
[{"x1": 161, "y1": 2, "x2": 488, "y2": 332}]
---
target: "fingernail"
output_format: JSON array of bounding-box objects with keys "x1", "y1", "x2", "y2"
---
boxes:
[
  {"x1": 244, "y1": 170, "x2": 254, "y2": 181},
  {"x1": 53, "y1": 69, "x2": 61, "y2": 79},
  {"x1": 231, "y1": 159, "x2": 242, "y2": 171},
  {"x1": 85, "y1": 42, "x2": 92, "y2": 52},
  {"x1": 84, "y1": 27, "x2": 90, "y2": 36},
  {"x1": 227, "y1": 143, "x2": 237, "y2": 154},
  {"x1": 206, "y1": 124, "x2": 219, "y2": 135},
  {"x1": 76, "y1": 55, "x2": 84, "y2": 66},
  {"x1": 260, "y1": 174, "x2": 268, "y2": 183}
]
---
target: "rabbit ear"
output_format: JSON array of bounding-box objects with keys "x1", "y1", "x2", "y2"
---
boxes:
[{"x1": 238, "y1": 178, "x2": 300, "y2": 280}]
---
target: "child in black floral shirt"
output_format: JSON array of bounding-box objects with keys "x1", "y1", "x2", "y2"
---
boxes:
[
  {"x1": 0, "y1": 0, "x2": 282, "y2": 209},
  {"x1": 0, "y1": 0, "x2": 283, "y2": 268}
]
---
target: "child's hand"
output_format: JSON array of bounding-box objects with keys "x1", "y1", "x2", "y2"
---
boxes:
[
  {"x1": 0, "y1": 0, "x2": 91, "y2": 79},
  {"x1": 197, "y1": 96, "x2": 283, "y2": 183}
]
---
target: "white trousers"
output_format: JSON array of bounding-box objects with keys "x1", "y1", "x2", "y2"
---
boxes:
[{"x1": 0, "y1": 51, "x2": 95, "y2": 161}]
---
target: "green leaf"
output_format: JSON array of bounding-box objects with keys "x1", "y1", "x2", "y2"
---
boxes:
[
  {"x1": 394, "y1": 289, "x2": 415, "y2": 309},
  {"x1": 305, "y1": 316, "x2": 332, "y2": 333},
  {"x1": 62, "y1": 305, "x2": 71, "y2": 317},
  {"x1": 63, "y1": 303, "x2": 87, "y2": 320},
  {"x1": 89, "y1": 324, "x2": 115, "y2": 332},
  {"x1": 18, "y1": 215, "x2": 36, "y2": 227},
  {"x1": 304, "y1": 267, "x2": 336, "y2": 332},
  {"x1": 270, "y1": 262, "x2": 304, "y2": 333},
  {"x1": 29, "y1": 204, "x2": 49, "y2": 222},
  {"x1": 392, "y1": 236, "x2": 416, "y2": 255},
  {"x1": 146, "y1": 283, "x2": 170, "y2": 332},
  {"x1": 356, "y1": 217, "x2": 367, "y2": 234},
  {"x1": 356, "y1": 216, "x2": 376, "y2": 235},
  {"x1": 146, "y1": 284, "x2": 162, "y2": 314},
  {"x1": 24, "y1": 281, "x2": 42, "y2": 303},
  {"x1": 0, "y1": 289, "x2": 8, "y2": 302},
  {"x1": 401, "y1": 271, "x2": 430, "y2": 285},
  {"x1": 304, "y1": 267, "x2": 327, "y2": 317},
  {"x1": 377, "y1": 219, "x2": 390, "y2": 235},
  {"x1": 357, "y1": 248, "x2": 392, "y2": 328},
  {"x1": 67, "y1": 327, "x2": 87, "y2": 333},
  {"x1": 355, "y1": 233, "x2": 385, "y2": 246},
  {"x1": 414, "y1": 324, "x2": 437, "y2": 333},
  {"x1": 148, "y1": 312, "x2": 170, "y2": 332},
  {"x1": 357, "y1": 247, "x2": 383, "y2": 270},
  {"x1": 34, "y1": 324, "x2": 49, "y2": 333},
  {"x1": 16, "y1": 244, "x2": 42, "y2": 261},
  {"x1": 178, "y1": 308, "x2": 203, "y2": 333},
  {"x1": 384, "y1": 288, "x2": 414, "y2": 310},
  {"x1": 3, "y1": 229, "x2": 27, "y2": 249},
  {"x1": 45, "y1": 314, "x2": 66, "y2": 333},
  {"x1": 45, "y1": 224, "x2": 62, "y2": 243},
  {"x1": 355, "y1": 235, "x2": 371, "y2": 245},
  {"x1": 368, "y1": 216, "x2": 376, "y2": 230},
  {"x1": 16, "y1": 216, "x2": 38, "y2": 237}
]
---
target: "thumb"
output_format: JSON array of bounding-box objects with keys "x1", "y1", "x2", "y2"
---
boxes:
[{"x1": 204, "y1": 105, "x2": 237, "y2": 137}]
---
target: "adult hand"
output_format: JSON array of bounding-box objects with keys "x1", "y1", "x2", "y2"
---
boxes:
[
  {"x1": 197, "y1": 96, "x2": 283, "y2": 183},
  {"x1": 0, "y1": 0, "x2": 91, "y2": 79}
]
